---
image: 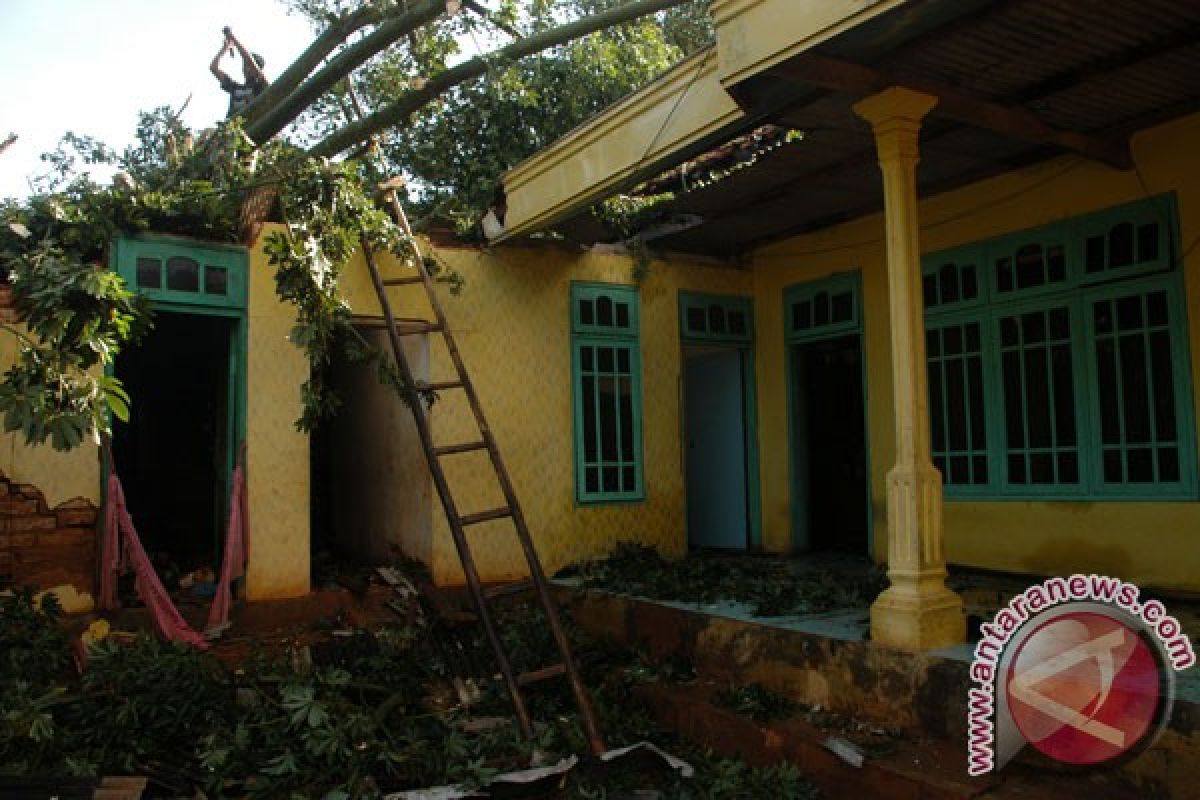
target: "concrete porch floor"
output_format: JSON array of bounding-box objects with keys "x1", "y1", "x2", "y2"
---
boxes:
[{"x1": 555, "y1": 551, "x2": 1200, "y2": 798}]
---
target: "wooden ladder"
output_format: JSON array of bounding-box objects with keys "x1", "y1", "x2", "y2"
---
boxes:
[{"x1": 360, "y1": 190, "x2": 606, "y2": 756}]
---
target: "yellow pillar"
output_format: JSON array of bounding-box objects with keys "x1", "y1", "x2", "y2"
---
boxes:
[{"x1": 854, "y1": 87, "x2": 965, "y2": 651}]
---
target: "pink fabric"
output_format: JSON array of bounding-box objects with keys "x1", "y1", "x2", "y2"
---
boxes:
[
  {"x1": 207, "y1": 462, "x2": 248, "y2": 630},
  {"x1": 99, "y1": 473, "x2": 209, "y2": 649}
]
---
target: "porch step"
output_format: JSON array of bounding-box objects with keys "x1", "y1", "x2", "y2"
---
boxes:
[{"x1": 638, "y1": 683, "x2": 1145, "y2": 800}]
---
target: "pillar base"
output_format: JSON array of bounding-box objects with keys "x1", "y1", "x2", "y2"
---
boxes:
[{"x1": 870, "y1": 580, "x2": 965, "y2": 651}]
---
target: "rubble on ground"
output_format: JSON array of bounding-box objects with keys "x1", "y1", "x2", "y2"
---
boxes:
[{"x1": 0, "y1": 566, "x2": 819, "y2": 798}]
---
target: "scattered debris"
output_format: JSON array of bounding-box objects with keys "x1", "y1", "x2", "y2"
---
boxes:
[
  {"x1": 0, "y1": 577, "x2": 818, "y2": 798},
  {"x1": 713, "y1": 683, "x2": 798, "y2": 723},
  {"x1": 566, "y1": 544, "x2": 886, "y2": 617},
  {"x1": 824, "y1": 736, "x2": 866, "y2": 768},
  {"x1": 385, "y1": 742, "x2": 694, "y2": 800}
]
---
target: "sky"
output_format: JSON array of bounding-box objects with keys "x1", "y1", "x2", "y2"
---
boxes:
[{"x1": 0, "y1": 0, "x2": 316, "y2": 199}]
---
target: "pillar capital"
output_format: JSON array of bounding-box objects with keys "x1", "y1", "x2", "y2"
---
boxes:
[
  {"x1": 852, "y1": 86, "x2": 939, "y2": 127},
  {"x1": 853, "y1": 87, "x2": 938, "y2": 165}
]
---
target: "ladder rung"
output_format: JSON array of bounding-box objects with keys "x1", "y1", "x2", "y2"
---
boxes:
[
  {"x1": 416, "y1": 380, "x2": 464, "y2": 391},
  {"x1": 395, "y1": 320, "x2": 442, "y2": 335},
  {"x1": 442, "y1": 609, "x2": 478, "y2": 625},
  {"x1": 483, "y1": 579, "x2": 534, "y2": 601},
  {"x1": 433, "y1": 441, "x2": 488, "y2": 457},
  {"x1": 459, "y1": 506, "x2": 512, "y2": 526},
  {"x1": 517, "y1": 664, "x2": 567, "y2": 686},
  {"x1": 383, "y1": 275, "x2": 425, "y2": 286}
]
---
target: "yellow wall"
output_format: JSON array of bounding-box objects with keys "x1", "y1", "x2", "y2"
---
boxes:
[
  {"x1": 244, "y1": 231, "x2": 311, "y2": 599},
  {"x1": 328, "y1": 329, "x2": 434, "y2": 566},
  {"x1": 0, "y1": 332, "x2": 101, "y2": 506},
  {"x1": 339, "y1": 242, "x2": 753, "y2": 584},
  {"x1": 752, "y1": 111, "x2": 1200, "y2": 592}
]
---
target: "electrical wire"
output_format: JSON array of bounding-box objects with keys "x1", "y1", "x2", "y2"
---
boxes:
[{"x1": 634, "y1": 47, "x2": 714, "y2": 179}]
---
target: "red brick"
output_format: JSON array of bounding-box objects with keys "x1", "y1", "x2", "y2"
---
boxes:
[
  {"x1": 8, "y1": 533, "x2": 34, "y2": 548},
  {"x1": 56, "y1": 509, "x2": 98, "y2": 527},
  {"x1": 21, "y1": 566, "x2": 94, "y2": 592},
  {"x1": 12, "y1": 485, "x2": 48, "y2": 509},
  {"x1": 21, "y1": 542, "x2": 94, "y2": 560},
  {"x1": 38, "y1": 528, "x2": 94, "y2": 547},
  {"x1": 5, "y1": 514, "x2": 57, "y2": 532},
  {"x1": 0, "y1": 496, "x2": 39, "y2": 515}
]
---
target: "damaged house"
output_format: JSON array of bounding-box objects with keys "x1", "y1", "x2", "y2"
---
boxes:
[{"x1": 3, "y1": 0, "x2": 1200, "y2": 659}]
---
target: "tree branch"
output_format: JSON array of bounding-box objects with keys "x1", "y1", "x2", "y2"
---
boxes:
[
  {"x1": 463, "y1": 0, "x2": 521, "y2": 39},
  {"x1": 245, "y1": 0, "x2": 448, "y2": 144},
  {"x1": 309, "y1": 0, "x2": 692, "y2": 157},
  {"x1": 241, "y1": 4, "x2": 383, "y2": 130}
]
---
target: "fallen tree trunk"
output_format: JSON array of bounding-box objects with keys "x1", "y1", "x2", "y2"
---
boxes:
[
  {"x1": 245, "y1": 0, "x2": 447, "y2": 144},
  {"x1": 240, "y1": 4, "x2": 384, "y2": 132},
  {"x1": 309, "y1": 0, "x2": 693, "y2": 157}
]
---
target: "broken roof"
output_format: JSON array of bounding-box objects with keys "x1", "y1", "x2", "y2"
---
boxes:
[{"x1": 498, "y1": 0, "x2": 1200, "y2": 259}]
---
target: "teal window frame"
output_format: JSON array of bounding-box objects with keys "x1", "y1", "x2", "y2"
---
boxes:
[
  {"x1": 113, "y1": 233, "x2": 246, "y2": 310},
  {"x1": 923, "y1": 194, "x2": 1198, "y2": 501},
  {"x1": 571, "y1": 282, "x2": 645, "y2": 504},
  {"x1": 783, "y1": 271, "x2": 861, "y2": 341},
  {"x1": 782, "y1": 271, "x2": 875, "y2": 551},
  {"x1": 679, "y1": 292, "x2": 753, "y2": 343},
  {"x1": 926, "y1": 313, "x2": 992, "y2": 493},
  {"x1": 1083, "y1": 275, "x2": 1197, "y2": 495}
]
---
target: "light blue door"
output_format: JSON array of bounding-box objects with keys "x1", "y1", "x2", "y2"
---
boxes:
[{"x1": 685, "y1": 348, "x2": 749, "y2": 549}]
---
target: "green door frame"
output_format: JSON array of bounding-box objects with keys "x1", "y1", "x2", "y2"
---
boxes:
[
  {"x1": 108, "y1": 236, "x2": 249, "y2": 551},
  {"x1": 678, "y1": 291, "x2": 763, "y2": 550},
  {"x1": 782, "y1": 272, "x2": 874, "y2": 554}
]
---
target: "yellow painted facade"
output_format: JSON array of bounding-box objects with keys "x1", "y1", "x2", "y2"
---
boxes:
[
  {"x1": 9, "y1": 90, "x2": 1199, "y2": 604},
  {"x1": 243, "y1": 233, "x2": 311, "y2": 600},
  {"x1": 753, "y1": 111, "x2": 1200, "y2": 592},
  {"x1": 337, "y1": 242, "x2": 752, "y2": 584}
]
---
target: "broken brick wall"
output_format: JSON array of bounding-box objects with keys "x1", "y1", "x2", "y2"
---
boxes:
[{"x1": 0, "y1": 472, "x2": 98, "y2": 595}]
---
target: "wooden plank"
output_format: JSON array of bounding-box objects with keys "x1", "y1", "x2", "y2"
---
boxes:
[
  {"x1": 416, "y1": 380, "x2": 465, "y2": 391},
  {"x1": 382, "y1": 275, "x2": 426, "y2": 286},
  {"x1": 517, "y1": 663, "x2": 567, "y2": 686},
  {"x1": 433, "y1": 441, "x2": 488, "y2": 457},
  {"x1": 460, "y1": 507, "x2": 513, "y2": 526},
  {"x1": 483, "y1": 579, "x2": 535, "y2": 600}
]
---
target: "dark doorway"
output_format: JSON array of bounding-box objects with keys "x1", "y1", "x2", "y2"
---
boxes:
[
  {"x1": 792, "y1": 334, "x2": 868, "y2": 553},
  {"x1": 113, "y1": 312, "x2": 235, "y2": 573},
  {"x1": 684, "y1": 346, "x2": 750, "y2": 550}
]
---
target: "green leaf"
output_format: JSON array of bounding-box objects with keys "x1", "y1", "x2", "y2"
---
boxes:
[{"x1": 105, "y1": 389, "x2": 130, "y2": 423}]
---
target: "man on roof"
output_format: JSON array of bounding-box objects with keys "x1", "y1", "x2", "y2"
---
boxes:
[{"x1": 210, "y1": 27, "x2": 268, "y2": 119}]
